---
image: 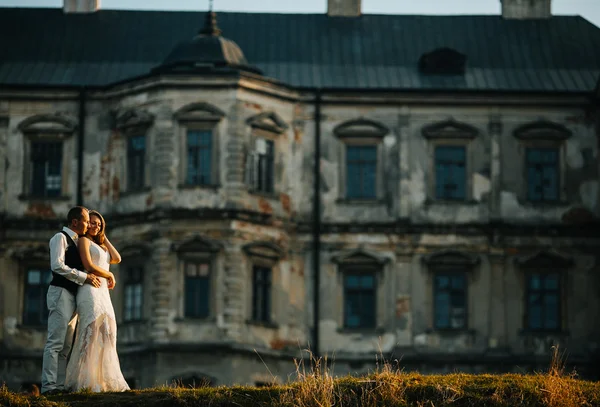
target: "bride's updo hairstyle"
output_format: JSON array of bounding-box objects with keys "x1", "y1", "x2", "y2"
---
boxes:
[{"x1": 87, "y1": 210, "x2": 107, "y2": 247}]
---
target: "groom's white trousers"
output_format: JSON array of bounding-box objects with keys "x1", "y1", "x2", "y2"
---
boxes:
[{"x1": 41, "y1": 286, "x2": 78, "y2": 394}]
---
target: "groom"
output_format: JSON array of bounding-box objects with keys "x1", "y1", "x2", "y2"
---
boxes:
[{"x1": 41, "y1": 206, "x2": 101, "y2": 395}]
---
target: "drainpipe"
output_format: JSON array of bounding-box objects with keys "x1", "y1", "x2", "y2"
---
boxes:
[
  {"x1": 77, "y1": 88, "x2": 86, "y2": 206},
  {"x1": 312, "y1": 89, "x2": 322, "y2": 358}
]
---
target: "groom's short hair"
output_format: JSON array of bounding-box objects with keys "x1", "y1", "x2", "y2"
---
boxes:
[{"x1": 67, "y1": 206, "x2": 88, "y2": 225}]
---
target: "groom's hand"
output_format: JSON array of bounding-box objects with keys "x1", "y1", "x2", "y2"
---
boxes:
[
  {"x1": 107, "y1": 272, "x2": 116, "y2": 290},
  {"x1": 84, "y1": 274, "x2": 101, "y2": 288}
]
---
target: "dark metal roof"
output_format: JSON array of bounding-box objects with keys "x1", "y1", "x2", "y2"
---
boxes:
[{"x1": 1, "y1": 7, "x2": 600, "y2": 92}]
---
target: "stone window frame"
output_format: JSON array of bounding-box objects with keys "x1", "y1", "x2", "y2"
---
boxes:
[
  {"x1": 515, "y1": 250, "x2": 573, "y2": 334},
  {"x1": 115, "y1": 108, "x2": 154, "y2": 194},
  {"x1": 12, "y1": 245, "x2": 50, "y2": 328},
  {"x1": 422, "y1": 119, "x2": 478, "y2": 203},
  {"x1": 334, "y1": 118, "x2": 389, "y2": 202},
  {"x1": 245, "y1": 112, "x2": 288, "y2": 196},
  {"x1": 332, "y1": 248, "x2": 389, "y2": 332},
  {"x1": 173, "y1": 236, "x2": 222, "y2": 321},
  {"x1": 242, "y1": 241, "x2": 284, "y2": 328},
  {"x1": 174, "y1": 102, "x2": 225, "y2": 189},
  {"x1": 118, "y1": 243, "x2": 151, "y2": 323},
  {"x1": 17, "y1": 114, "x2": 77, "y2": 201},
  {"x1": 422, "y1": 250, "x2": 480, "y2": 333},
  {"x1": 512, "y1": 121, "x2": 571, "y2": 204}
]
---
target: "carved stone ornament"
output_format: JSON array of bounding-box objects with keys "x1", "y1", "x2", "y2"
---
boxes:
[
  {"x1": 332, "y1": 248, "x2": 389, "y2": 266},
  {"x1": 18, "y1": 114, "x2": 77, "y2": 134},
  {"x1": 513, "y1": 121, "x2": 572, "y2": 141},
  {"x1": 422, "y1": 249, "x2": 480, "y2": 267},
  {"x1": 174, "y1": 102, "x2": 225, "y2": 122},
  {"x1": 242, "y1": 241, "x2": 285, "y2": 261},
  {"x1": 515, "y1": 249, "x2": 574, "y2": 268},
  {"x1": 333, "y1": 118, "x2": 389, "y2": 139},
  {"x1": 115, "y1": 108, "x2": 154, "y2": 131},
  {"x1": 422, "y1": 119, "x2": 478, "y2": 140},
  {"x1": 246, "y1": 112, "x2": 289, "y2": 134}
]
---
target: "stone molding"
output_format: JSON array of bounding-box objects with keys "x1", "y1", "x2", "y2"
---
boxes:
[
  {"x1": 421, "y1": 119, "x2": 478, "y2": 140},
  {"x1": 115, "y1": 108, "x2": 154, "y2": 131},
  {"x1": 246, "y1": 111, "x2": 288, "y2": 134},
  {"x1": 174, "y1": 102, "x2": 225, "y2": 122},
  {"x1": 514, "y1": 249, "x2": 574, "y2": 268},
  {"x1": 333, "y1": 118, "x2": 389, "y2": 139},
  {"x1": 513, "y1": 121, "x2": 571, "y2": 141},
  {"x1": 421, "y1": 249, "x2": 480, "y2": 267},
  {"x1": 18, "y1": 113, "x2": 77, "y2": 134},
  {"x1": 331, "y1": 247, "x2": 389, "y2": 266}
]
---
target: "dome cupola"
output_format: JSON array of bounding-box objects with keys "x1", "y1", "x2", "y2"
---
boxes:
[{"x1": 154, "y1": 11, "x2": 261, "y2": 75}]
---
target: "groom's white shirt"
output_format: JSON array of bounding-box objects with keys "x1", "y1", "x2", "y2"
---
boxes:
[{"x1": 49, "y1": 226, "x2": 88, "y2": 285}]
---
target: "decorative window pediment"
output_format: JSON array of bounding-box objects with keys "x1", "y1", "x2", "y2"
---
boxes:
[
  {"x1": 516, "y1": 250, "x2": 573, "y2": 269},
  {"x1": 513, "y1": 121, "x2": 571, "y2": 141},
  {"x1": 120, "y1": 243, "x2": 152, "y2": 259},
  {"x1": 419, "y1": 47, "x2": 467, "y2": 75},
  {"x1": 18, "y1": 114, "x2": 77, "y2": 135},
  {"x1": 12, "y1": 245, "x2": 49, "y2": 261},
  {"x1": 243, "y1": 241, "x2": 284, "y2": 261},
  {"x1": 422, "y1": 120, "x2": 478, "y2": 140},
  {"x1": 115, "y1": 108, "x2": 154, "y2": 131},
  {"x1": 173, "y1": 235, "x2": 223, "y2": 255},
  {"x1": 422, "y1": 250, "x2": 480, "y2": 267},
  {"x1": 246, "y1": 112, "x2": 288, "y2": 134},
  {"x1": 174, "y1": 102, "x2": 225, "y2": 122},
  {"x1": 333, "y1": 118, "x2": 389, "y2": 139},
  {"x1": 332, "y1": 248, "x2": 389, "y2": 266}
]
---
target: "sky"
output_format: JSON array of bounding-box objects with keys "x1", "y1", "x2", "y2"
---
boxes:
[{"x1": 1, "y1": 0, "x2": 599, "y2": 27}]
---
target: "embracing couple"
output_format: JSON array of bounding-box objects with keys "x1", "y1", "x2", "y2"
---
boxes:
[{"x1": 41, "y1": 206, "x2": 129, "y2": 395}]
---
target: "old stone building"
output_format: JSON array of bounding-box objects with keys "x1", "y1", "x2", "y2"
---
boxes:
[{"x1": 1, "y1": 0, "x2": 600, "y2": 390}]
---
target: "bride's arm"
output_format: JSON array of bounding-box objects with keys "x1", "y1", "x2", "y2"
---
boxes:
[
  {"x1": 78, "y1": 237, "x2": 114, "y2": 280},
  {"x1": 104, "y1": 236, "x2": 121, "y2": 265}
]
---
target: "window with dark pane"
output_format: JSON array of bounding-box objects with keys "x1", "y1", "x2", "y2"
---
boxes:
[
  {"x1": 256, "y1": 139, "x2": 275, "y2": 194},
  {"x1": 343, "y1": 271, "x2": 376, "y2": 329},
  {"x1": 435, "y1": 145, "x2": 466, "y2": 200},
  {"x1": 526, "y1": 148, "x2": 559, "y2": 202},
  {"x1": 526, "y1": 272, "x2": 561, "y2": 331},
  {"x1": 434, "y1": 272, "x2": 467, "y2": 329},
  {"x1": 346, "y1": 145, "x2": 377, "y2": 199},
  {"x1": 184, "y1": 262, "x2": 211, "y2": 318},
  {"x1": 127, "y1": 135, "x2": 146, "y2": 191},
  {"x1": 30, "y1": 141, "x2": 62, "y2": 198},
  {"x1": 186, "y1": 130, "x2": 212, "y2": 185},
  {"x1": 123, "y1": 266, "x2": 143, "y2": 322},
  {"x1": 23, "y1": 269, "x2": 52, "y2": 325},
  {"x1": 252, "y1": 266, "x2": 272, "y2": 323}
]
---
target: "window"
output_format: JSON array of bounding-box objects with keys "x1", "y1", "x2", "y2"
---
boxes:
[
  {"x1": 23, "y1": 269, "x2": 52, "y2": 325},
  {"x1": 434, "y1": 272, "x2": 467, "y2": 329},
  {"x1": 346, "y1": 145, "x2": 377, "y2": 199},
  {"x1": 526, "y1": 147, "x2": 559, "y2": 202},
  {"x1": 30, "y1": 141, "x2": 63, "y2": 198},
  {"x1": 526, "y1": 272, "x2": 561, "y2": 331},
  {"x1": 343, "y1": 271, "x2": 376, "y2": 329},
  {"x1": 252, "y1": 265, "x2": 272, "y2": 323},
  {"x1": 184, "y1": 261, "x2": 211, "y2": 318},
  {"x1": 186, "y1": 129, "x2": 213, "y2": 185},
  {"x1": 123, "y1": 266, "x2": 143, "y2": 322},
  {"x1": 248, "y1": 138, "x2": 275, "y2": 194},
  {"x1": 127, "y1": 134, "x2": 146, "y2": 191},
  {"x1": 434, "y1": 145, "x2": 466, "y2": 200}
]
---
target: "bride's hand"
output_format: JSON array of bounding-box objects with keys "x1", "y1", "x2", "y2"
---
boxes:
[{"x1": 107, "y1": 272, "x2": 116, "y2": 290}]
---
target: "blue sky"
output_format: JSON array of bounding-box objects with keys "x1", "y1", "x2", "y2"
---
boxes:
[{"x1": 1, "y1": 0, "x2": 599, "y2": 27}]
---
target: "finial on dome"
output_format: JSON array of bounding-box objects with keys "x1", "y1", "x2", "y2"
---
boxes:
[{"x1": 199, "y1": 0, "x2": 221, "y2": 36}]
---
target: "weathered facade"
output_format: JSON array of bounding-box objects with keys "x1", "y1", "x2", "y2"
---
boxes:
[{"x1": 1, "y1": 0, "x2": 600, "y2": 391}]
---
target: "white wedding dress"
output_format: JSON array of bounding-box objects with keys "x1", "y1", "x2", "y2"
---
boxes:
[{"x1": 65, "y1": 240, "x2": 129, "y2": 392}]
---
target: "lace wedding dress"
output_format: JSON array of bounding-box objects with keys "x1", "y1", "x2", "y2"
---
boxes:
[{"x1": 65, "y1": 240, "x2": 129, "y2": 392}]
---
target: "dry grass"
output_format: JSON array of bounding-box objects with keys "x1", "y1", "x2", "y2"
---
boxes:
[{"x1": 2, "y1": 349, "x2": 599, "y2": 407}]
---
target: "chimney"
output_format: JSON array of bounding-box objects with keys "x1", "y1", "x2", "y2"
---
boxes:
[
  {"x1": 501, "y1": 0, "x2": 551, "y2": 19},
  {"x1": 63, "y1": 0, "x2": 100, "y2": 13},
  {"x1": 327, "y1": 0, "x2": 361, "y2": 17}
]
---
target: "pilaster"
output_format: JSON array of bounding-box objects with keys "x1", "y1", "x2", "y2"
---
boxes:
[
  {"x1": 152, "y1": 106, "x2": 176, "y2": 207},
  {"x1": 149, "y1": 237, "x2": 174, "y2": 343},
  {"x1": 224, "y1": 101, "x2": 247, "y2": 208},
  {"x1": 0, "y1": 114, "x2": 8, "y2": 214},
  {"x1": 397, "y1": 112, "x2": 411, "y2": 219},
  {"x1": 222, "y1": 245, "x2": 246, "y2": 341},
  {"x1": 488, "y1": 116, "x2": 503, "y2": 221}
]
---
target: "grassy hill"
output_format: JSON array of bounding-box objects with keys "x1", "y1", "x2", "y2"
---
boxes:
[{"x1": 3, "y1": 351, "x2": 599, "y2": 407}]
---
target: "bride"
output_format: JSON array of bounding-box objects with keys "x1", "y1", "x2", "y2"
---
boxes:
[{"x1": 65, "y1": 210, "x2": 129, "y2": 392}]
